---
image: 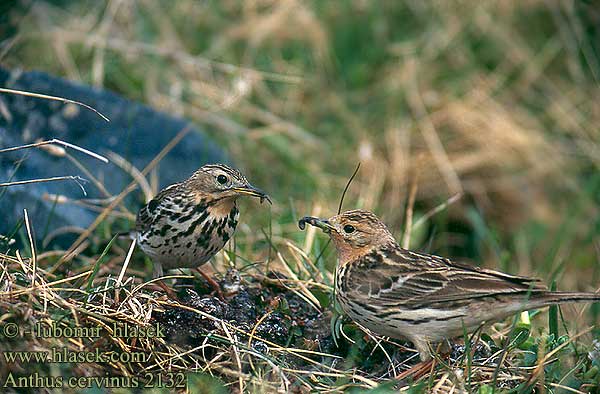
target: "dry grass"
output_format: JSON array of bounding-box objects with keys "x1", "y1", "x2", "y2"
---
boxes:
[
  {"x1": 1, "y1": 235, "x2": 597, "y2": 393},
  {"x1": 2, "y1": 0, "x2": 600, "y2": 392}
]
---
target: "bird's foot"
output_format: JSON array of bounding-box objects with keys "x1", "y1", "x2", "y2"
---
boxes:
[
  {"x1": 395, "y1": 359, "x2": 435, "y2": 381},
  {"x1": 157, "y1": 280, "x2": 178, "y2": 299},
  {"x1": 196, "y1": 268, "x2": 225, "y2": 301},
  {"x1": 395, "y1": 343, "x2": 451, "y2": 381}
]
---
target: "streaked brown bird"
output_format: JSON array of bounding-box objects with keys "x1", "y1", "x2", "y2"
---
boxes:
[
  {"x1": 135, "y1": 163, "x2": 270, "y2": 295},
  {"x1": 299, "y1": 209, "x2": 600, "y2": 361}
]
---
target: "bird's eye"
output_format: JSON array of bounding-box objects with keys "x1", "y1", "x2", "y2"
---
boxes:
[
  {"x1": 343, "y1": 224, "x2": 355, "y2": 234},
  {"x1": 217, "y1": 174, "x2": 228, "y2": 184}
]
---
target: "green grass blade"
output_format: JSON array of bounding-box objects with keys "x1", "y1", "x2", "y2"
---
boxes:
[
  {"x1": 86, "y1": 234, "x2": 118, "y2": 293},
  {"x1": 549, "y1": 281, "x2": 558, "y2": 340}
]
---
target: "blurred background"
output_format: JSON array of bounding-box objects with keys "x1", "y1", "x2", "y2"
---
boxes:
[{"x1": 1, "y1": 1, "x2": 599, "y2": 298}]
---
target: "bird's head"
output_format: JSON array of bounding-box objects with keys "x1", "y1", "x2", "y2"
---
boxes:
[
  {"x1": 299, "y1": 209, "x2": 396, "y2": 264},
  {"x1": 188, "y1": 164, "x2": 271, "y2": 204}
]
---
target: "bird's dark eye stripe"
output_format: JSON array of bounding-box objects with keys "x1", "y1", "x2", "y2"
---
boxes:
[
  {"x1": 217, "y1": 174, "x2": 228, "y2": 184},
  {"x1": 343, "y1": 224, "x2": 355, "y2": 233}
]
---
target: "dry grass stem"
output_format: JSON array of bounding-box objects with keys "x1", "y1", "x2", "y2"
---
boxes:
[{"x1": 0, "y1": 87, "x2": 110, "y2": 122}]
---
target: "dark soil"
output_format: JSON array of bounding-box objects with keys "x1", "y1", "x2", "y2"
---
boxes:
[{"x1": 153, "y1": 270, "x2": 334, "y2": 369}]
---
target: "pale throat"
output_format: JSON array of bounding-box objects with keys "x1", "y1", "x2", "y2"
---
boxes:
[{"x1": 207, "y1": 196, "x2": 237, "y2": 217}]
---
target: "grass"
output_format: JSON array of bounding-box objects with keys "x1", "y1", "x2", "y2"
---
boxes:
[{"x1": 1, "y1": 0, "x2": 600, "y2": 392}]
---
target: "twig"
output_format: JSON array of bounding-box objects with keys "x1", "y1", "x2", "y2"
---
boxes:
[
  {"x1": 220, "y1": 320, "x2": 244, "y2": 393},
  {"x1": 337, "y1": 163, "x2": 360, "y2": 214},
  {"x1": 0, "y1": 176, "x2": 88, "y2": 196},
  {"x1": 313, "y1": 164, "x2": 361, "y2": 268},
  {"x1": 406, "y1": 60, "x2": 462, "y2": 194},
  {"x1": 51, "y1": 31, "x2": 302, "y2": 84},
  {"x1": 57, "y1": 125, "x2": 192, "y2": 267},
  {"x1": 402, "y1": 170, "x2": 419, "y2": 249},
  {"x1": 115, "y1": 238, "x2": 136, "y2": 304},
  {"x1": 246, "y1": 310, "x2": 273, "y2": 378},
  {"x1": 302, "y1": 204, "x2": 320, "y2": 255},
  {"x1": 526, "y1": 327, "x2": 593, "y2": 386},
  {"x1": 106, "y1": 151, "x2": 153, "y2": 203},
  {"x1": 412, "y1": 192, "x2": 463, "y2": 231},
  {"x1": 0, "y1": 138, "x2": 109, "y2": 163},
  {"x1": 116, "y1": 239, "x2": 136, "y2": 287},
  {"x1": 0, "y1": 87, "x2": 110, "y2": 122},
  {"x1": 23, "y1": 209, "x2": 36, "y2": 300}
]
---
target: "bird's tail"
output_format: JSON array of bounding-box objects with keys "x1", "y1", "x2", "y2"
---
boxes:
[{"x1": 536, "y1": 291, "x2": 600, "y2": 306}]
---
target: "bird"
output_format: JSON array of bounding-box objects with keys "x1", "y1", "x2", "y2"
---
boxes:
[
  {"x1": 134, "y1": 163, "x2": 271, "y2": 296},
  {"x1": 299, "y1": 209, "x2": 600, "y2": 362}
]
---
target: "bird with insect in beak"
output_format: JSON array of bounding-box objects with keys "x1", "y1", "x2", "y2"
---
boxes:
[
  {"x1": 135, "y1": 164, "x2": 271, "y2": 297},
  {"x1": 299, "y1": 209, "x2": 600, "y2": 363}
]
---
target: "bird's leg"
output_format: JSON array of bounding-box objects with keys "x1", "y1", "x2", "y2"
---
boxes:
[
  {"x1": 157, "y1": 280, "x2": 177, "y2": 299},
  {"x1": 396, "y1": 340, "x2": 436, "y2": 380},
  {"x1": 196, "y1": 268, "x2": 224, "y2": 300},
  {"x1": 152, "y1": 262, "x2": 177, "y2": 299},
  {"x1": 415, "y1": 339, "x2": 435, "y2": 363},
  {"x1": 397, "y1": 341, "x2": 454, "y2": 381}
]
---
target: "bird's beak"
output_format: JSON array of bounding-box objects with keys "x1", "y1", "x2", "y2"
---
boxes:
[
  {"x1": 298, "y1": 216, "x2": 334, "y2": 233},
  {"x1": 232, "y1": 185, "x2": 272, "y2": 204}
]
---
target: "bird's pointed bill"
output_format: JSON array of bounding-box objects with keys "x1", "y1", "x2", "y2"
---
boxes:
[
  {"x1": 232, "y1": 185, "x2": 272, "y2": 204},
  {"x1": 298, "y1": 216, "x2": 334, "y2": 232}
]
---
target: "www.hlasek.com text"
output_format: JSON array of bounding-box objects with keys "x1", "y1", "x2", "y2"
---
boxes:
[{"x1": 3, "y1": 347, "x2": 149, "y2": 364}]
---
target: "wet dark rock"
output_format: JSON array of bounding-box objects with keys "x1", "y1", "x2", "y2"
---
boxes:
[
  {"x1": 152, "y1": 274, "x2": 337, "y2": 367},
  {"x1": 0, "y1": 67, "x2": 225, "y2": 244},
  {"x1": 255, "y1": 312, "x2": 289, "y2": 345},
  {"x1": 302, "y1": 313, "x2": 336, "y2": 354},
  {"x1": 187, "y1": 296, "x2": 227, "y2": 328},
  {"x1": 450, "y1": 341, "x2": 493, "y2": 362},
  {"x1": 251, "y1": 341, "x2": 268, "y2": 354},
  {"x1": 224, "y1": 290, "x2": 258, "y2": 324},
  {"x1": 154, "y1": 298, "x2": 223, "y2": 343}
]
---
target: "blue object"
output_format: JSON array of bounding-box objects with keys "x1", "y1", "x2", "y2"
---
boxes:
[{"x1": 0, "y1": 67, "x2": 226, "y2": 245}]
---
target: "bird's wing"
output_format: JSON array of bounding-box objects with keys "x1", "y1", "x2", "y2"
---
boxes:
[
  {"x1": 343, "y1": 245, "x2": 546, "y2": 307},
  {"x1": 135, "y1": 183, "x2": 182, "y2": 233}
]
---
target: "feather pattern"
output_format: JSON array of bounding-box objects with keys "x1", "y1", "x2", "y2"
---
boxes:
[
  {"x1": 133, "y1": 164, "x2": 266, "y2": 277},
  {"x1": 301, "y1": 209, "x2": 600, "y2": 361}
]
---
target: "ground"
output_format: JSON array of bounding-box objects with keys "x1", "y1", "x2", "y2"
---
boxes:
[{"x1": 1, "y1": 1, "x2": 600, "y2": 393}]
